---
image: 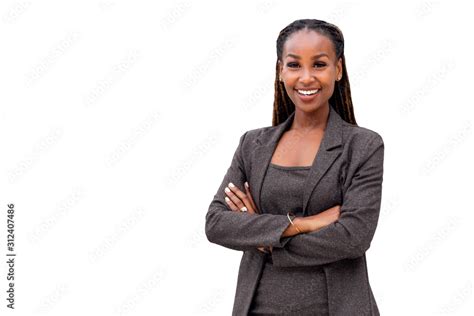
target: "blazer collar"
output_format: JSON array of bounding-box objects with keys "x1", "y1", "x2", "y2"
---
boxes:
[{"x1": 252, "y1": 106, "x2": 344, "y2": 216}]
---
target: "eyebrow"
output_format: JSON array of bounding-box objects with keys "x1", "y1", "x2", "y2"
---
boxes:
[{"x1": 285, "y1": 53, "x2": 329, "y2": 59}]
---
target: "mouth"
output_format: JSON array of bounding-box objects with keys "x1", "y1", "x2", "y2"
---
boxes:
[
  {"x1": 295, "y1": 88, "x2": 320, "y2": 96},
  {"x1": 294, "y1": 88, "x2": 321, "y2": 101}
]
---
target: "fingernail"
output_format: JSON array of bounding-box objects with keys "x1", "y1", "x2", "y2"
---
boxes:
[
  {"x1": 229, "y1": 182, "x2": 235, "y2": 188},
  {"x1": 225, "y1": 187, "x2": 230, "y2": 193},
  {"x1": 245, "y1": 182, "x2": 249, "y2": 188},
  {"x1": 225, "y1": 197, "x2": 230, "y2": 202}
]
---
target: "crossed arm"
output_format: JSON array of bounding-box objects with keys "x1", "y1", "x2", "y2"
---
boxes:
[
  {"x1": 205, "y1": 131, "x2": 384, "y2": 268},
  {"x1": 222, "y1": 180, "x2": 341, "y2": 253}
]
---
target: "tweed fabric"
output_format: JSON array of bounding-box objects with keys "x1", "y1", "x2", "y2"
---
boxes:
[{"x1": 205, "y1": 105, "x2": 384, "y2": 315}]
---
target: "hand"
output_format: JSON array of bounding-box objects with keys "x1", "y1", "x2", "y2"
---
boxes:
[
  {"x1": 224, "y1": 181, "x2": 266, "y2": 253},
  {"x1": 308, "y1": 205, "x2": 341, "y2": 232},
  {"x1": 324, "y1": 204, "x2": 341, "y2": 224},
  {"x1": 224, "y1": 181, "x2": 260, "y2": 215}
]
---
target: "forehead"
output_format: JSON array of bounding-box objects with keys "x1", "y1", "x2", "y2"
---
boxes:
[{"x1": 283, "y1": 29, "x2": 336, "y2": 59}]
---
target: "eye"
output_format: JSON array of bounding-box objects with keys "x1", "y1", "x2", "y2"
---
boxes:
[{"x1": 286, "y1": 62, "x2": 327, "y2": 69}]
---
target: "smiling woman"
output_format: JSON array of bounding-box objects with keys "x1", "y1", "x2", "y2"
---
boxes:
[
  {"x1": 205, "y1": 19, "x2": 384, "y2": 316},
  {"x1": 273, "y1": 19, "x2": 355, "y2": 128}
]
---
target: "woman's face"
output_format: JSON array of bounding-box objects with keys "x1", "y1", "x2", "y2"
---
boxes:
[{"x1": 279, "y1": 29, "x2": 342, "y2": 113}]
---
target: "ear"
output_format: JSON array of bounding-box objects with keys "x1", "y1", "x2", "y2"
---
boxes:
[{"x1": 336, "y1": 57, "x2": 343, "y2": 80}]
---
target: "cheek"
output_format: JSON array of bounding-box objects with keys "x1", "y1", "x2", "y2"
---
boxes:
[
  {"x1": 321, "y1": 75, "x2": 336, "y2": 90},
  {"x1": 323, "y1": 83, "x2": 336, "y2": 99},
  {"x1": 321, "y1": 71, "x2": 336, "y2": 84},
  {"x1": 283, "y1": 73, "x2": 298, "y2": 85},
  {"x1": 283, "y1": 79, "x2": 298, "y2": 93}
]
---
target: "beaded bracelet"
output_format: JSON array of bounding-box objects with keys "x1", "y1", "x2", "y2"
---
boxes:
[{"x1": 287, "y1": 211, "x2": 302, "y2": 233}]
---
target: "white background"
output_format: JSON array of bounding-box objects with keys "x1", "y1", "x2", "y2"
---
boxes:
[{"x1": 1, "y1": 0, "x2": 473, "y2": 315}]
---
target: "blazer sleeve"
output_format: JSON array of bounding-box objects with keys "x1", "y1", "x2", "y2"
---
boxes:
[
  {"x1": 205, "y1": 131, "x2": 292, "y2": 252},
  {"x1": 271, "y1": 134, "x2": 385, "y2": 267}
]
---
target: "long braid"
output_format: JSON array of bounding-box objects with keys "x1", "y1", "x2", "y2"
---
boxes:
[
  {"x1": 272, "y1": 61, "x2": 295, "y2": 126},
  {"x1": 272, "y1": 19, "x2": 357, "y2": 126}
]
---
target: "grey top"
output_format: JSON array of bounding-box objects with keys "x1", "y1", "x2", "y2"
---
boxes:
[{"x1": 249, "y1": 163, "x2": 329, "y2": 315}]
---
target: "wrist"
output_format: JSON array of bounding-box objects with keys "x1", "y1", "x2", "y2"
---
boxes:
[
  {"x1": 286, "y1": 212, "x2": 303, "y2": 234},
  {"x1": 293, "y1": 217, "x2": 308, "y2": 233}
]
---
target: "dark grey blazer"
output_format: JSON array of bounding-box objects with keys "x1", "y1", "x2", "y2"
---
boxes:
[{"x1": 205, "y1": 106, "x2": 384, "y2": 315}]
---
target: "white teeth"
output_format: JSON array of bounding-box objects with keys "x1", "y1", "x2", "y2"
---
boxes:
[{"x1": 297, "y1": 89, "x2": 320, "y2": 95}]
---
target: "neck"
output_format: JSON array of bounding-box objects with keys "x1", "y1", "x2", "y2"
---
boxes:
[{"x1": 290, "y1": 104, "x2": 329, "y2": 133}]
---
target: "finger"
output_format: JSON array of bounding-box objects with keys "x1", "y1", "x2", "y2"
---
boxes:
[
  {"x1": 227, "y1": 182, "x2": 255, "y2": 213},
  {"x1": 224, "y1": 196, "x2": 240, "y2": 212},
  {"x1": 224, "y1": 186, "x2": 244, "y2": 209},
  {"x1": 225, "y1": 184, "x2": 252, "y2": 213},
  {"x1": 244, "y1": 182, "x2": 258, "y2": 213}
]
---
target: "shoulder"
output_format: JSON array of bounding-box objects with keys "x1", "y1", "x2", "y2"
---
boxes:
[
  {"x1": 339, "y1": 120, "x2": 385, "y2": 171},
  {"x1": 340, "y1": 120, "x2": 384, "y2": 151},
  {"x1": 238, "y1": 125, "x2": 275, "y2": 145}
]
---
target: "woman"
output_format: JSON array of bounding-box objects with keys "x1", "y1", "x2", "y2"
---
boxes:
[{"x1": 205, "y1": 19, "x2": 384, "y2": 315}]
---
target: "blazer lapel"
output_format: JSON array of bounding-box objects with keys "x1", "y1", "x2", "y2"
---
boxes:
[
  {"x1": 252, "y1": 106, "x2": 343, "y2": 216},
  {"x1": 302, "y1": 107, "x2": 343, "y2": 215}
]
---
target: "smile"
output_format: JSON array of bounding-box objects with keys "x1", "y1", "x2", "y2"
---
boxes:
[{"x1": 296, "y1": 89, "x2": 320, "y2": 96}]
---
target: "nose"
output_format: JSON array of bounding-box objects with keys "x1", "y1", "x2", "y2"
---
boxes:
[{"x1": 299, "y1": 67, "x2": 316, "y2": 85}]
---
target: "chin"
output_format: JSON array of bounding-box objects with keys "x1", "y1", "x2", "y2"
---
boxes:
[{"x1": 294, "y1": 102, "x2": 324, "y2": 113}]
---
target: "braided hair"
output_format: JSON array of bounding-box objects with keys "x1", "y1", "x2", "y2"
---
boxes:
[{"x1": 273, "y1": 19, "x2": 357, "y2": 126}]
